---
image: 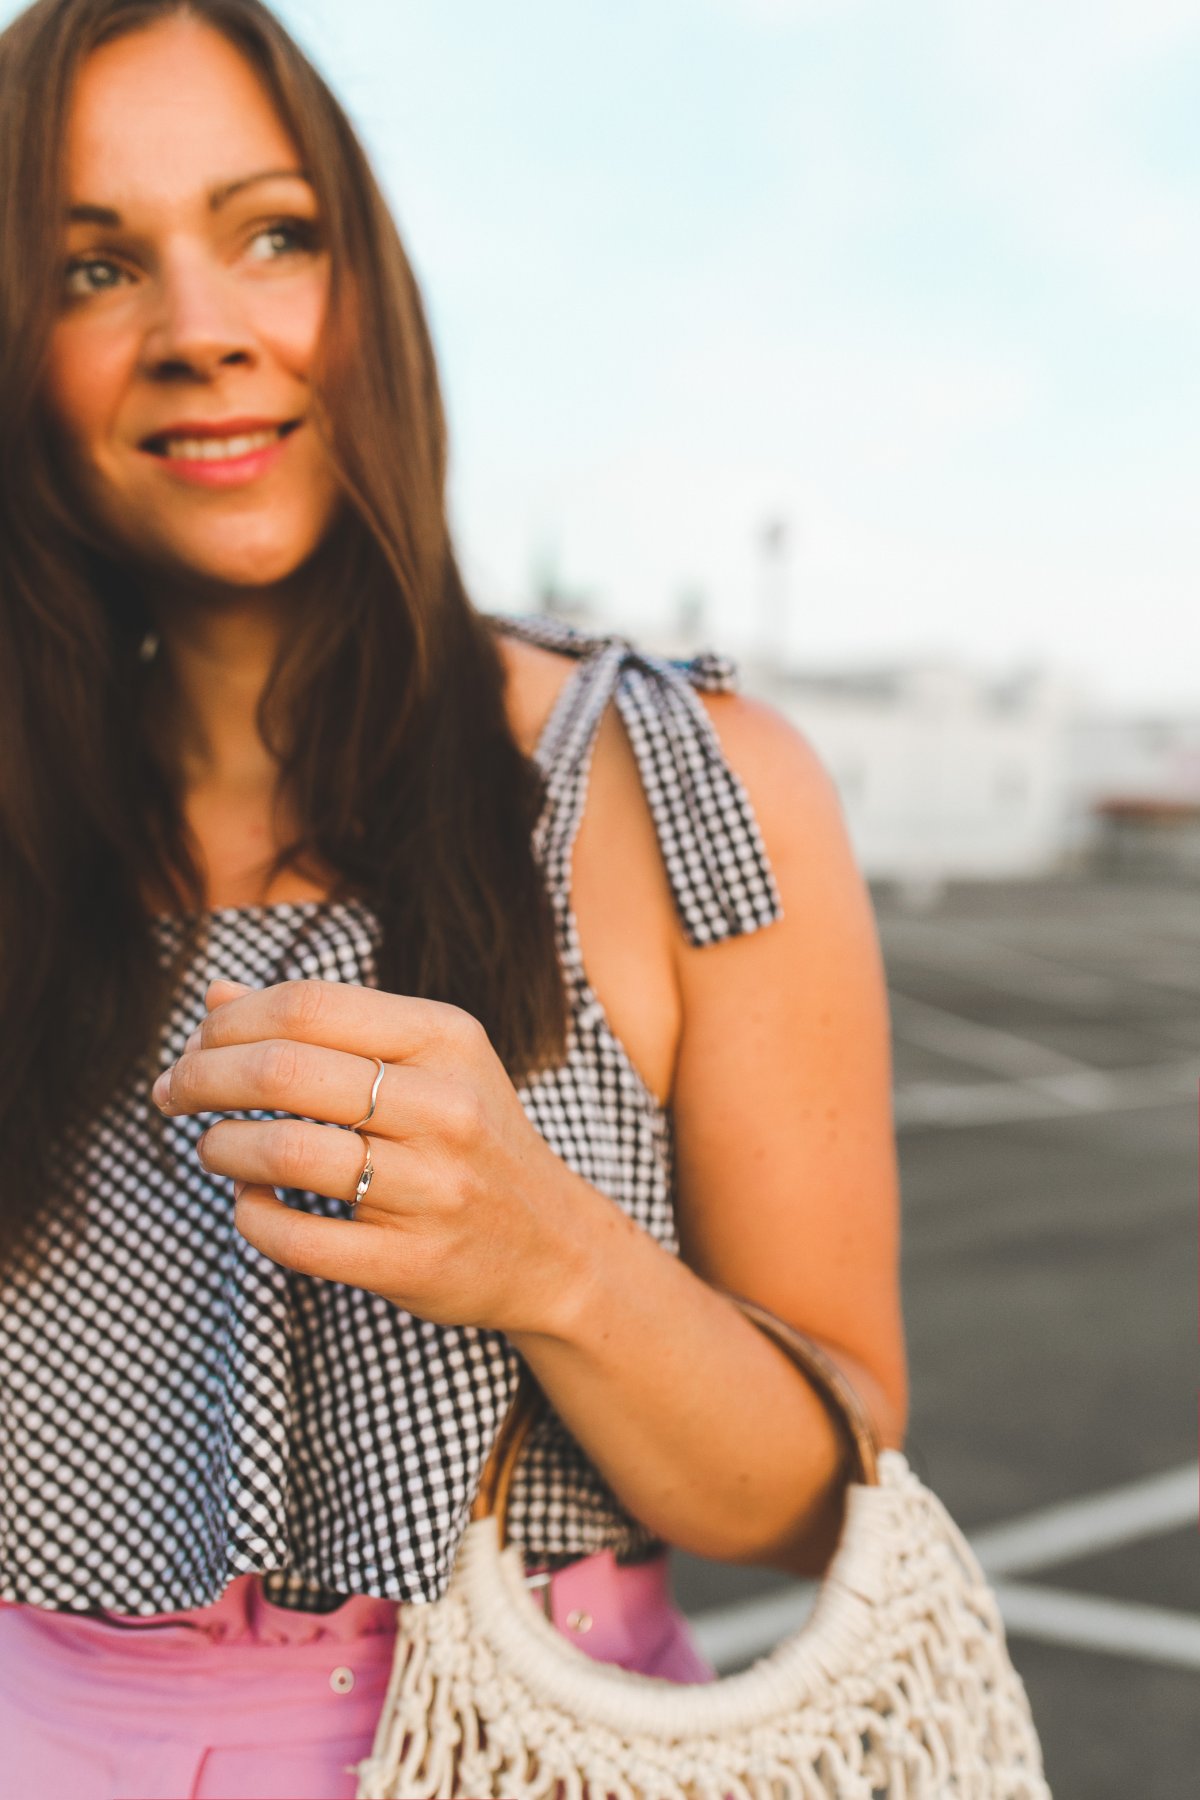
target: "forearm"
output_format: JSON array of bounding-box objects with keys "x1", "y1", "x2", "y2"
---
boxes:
[{"x1": 508, "y1": 1171, "x2": 854, "y2": 1571}]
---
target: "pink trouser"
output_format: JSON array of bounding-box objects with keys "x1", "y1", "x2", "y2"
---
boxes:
[{"x1": 0, "y1": 1555, "x2": 713, "y2": 1799}]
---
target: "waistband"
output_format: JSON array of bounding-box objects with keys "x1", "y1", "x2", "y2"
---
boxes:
[
  {"x1": 0, "y1": 1590, "x2": 397, "y2": 1744},
  {"x1": 3, "y1": 1545, "x2": 674, "y2": 1650},
  {"x1": 93, "y1": 1574, "x2": 398, "y2": 1648},
  {"x1": 1, "y1": 1548, "x2": 688, "y2": 1748}
]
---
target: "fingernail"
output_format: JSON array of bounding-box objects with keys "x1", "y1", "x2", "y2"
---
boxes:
[
  {"x1": 151, "y1": 1067, "x2": 174, "y2": 1109},
  {"x1": 232, "y1": 1180, "x2": 245, "y2": 1201},
  {"x1": 184, "y1": 1027, "x2": 202, "y2": 1053},
  {"x1": 195, "y1": 1130, "x2": 209, "y2": 1168}
]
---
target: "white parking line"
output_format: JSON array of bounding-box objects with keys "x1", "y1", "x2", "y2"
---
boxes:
[
  {"x1": 688, "y1": 1465, "x2": 1200, "y2": 1674},
  {"x1": 971, "y1": 1464, "x2": 1198, "y2": 1577},
  {"x1": 689, "y1": 1582, "x2": 818, "y2": 1672},
  {"x1": 692, "y1": 1582, "x2": 1200, "y2": 1676},
  {"x1": 894, "y1": 1060, "x2": 1196, "y2": 1127},
  {"x1": 880, "y1": 923, "x2": 1120, "y2": 1009},
  {"x1": 991, "y1": 1583, "x2": 1200, "y2": 1672},
  {"x1": 889, "y1": 993, "x2": 1093, "y2": 1079}
]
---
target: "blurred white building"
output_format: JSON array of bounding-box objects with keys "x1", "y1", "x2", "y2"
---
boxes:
[
  {"x1": 1068, "y1": 713, "x2": 1200, "y2": 806},
  {"x1": 743, "y1": 657, "x2": 1200, "y2": 885},
  {"x1": 1067, "y1": 713, "x2": 1200, "y2": 877},
  {"x1": 533, "y1": 596, "x2": 1198, "y2": 884},
  {"x1": 743, "y1": 658, "x2": 1078, "y2": 885}
]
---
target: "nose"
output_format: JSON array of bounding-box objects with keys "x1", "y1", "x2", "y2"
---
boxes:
[{"x1": 140, "y1": 245, "x2": 256, "y2": 380}]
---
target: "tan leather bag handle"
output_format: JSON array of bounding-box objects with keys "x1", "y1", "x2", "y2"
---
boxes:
[
  {"x1": 727, "y1": 1293, "x2": 880, "y2": 1489},
  {"x1": 471, "y1": 1291, "x2": 881, "y2": 1546}
]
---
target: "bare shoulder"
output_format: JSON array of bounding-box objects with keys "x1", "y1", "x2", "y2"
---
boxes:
[
  {"x1": 683, "y1": 689, "x2": 867, "y2": 960},
  {"x1": 672, "y1": 689, "x2": 907, "y2": 1447},
  {"x1": 695, "y1": 689, "x2": 847, "y2": 858},
  {"x1": 675, "y1": 685, "x2": 883, "y2": 1031},
  {"x1": 494, "y1": 628, "x2": 579, "y2": 758},
  {"x1": 670, "y1": 685, "x2": 884, "y2": 1117}
]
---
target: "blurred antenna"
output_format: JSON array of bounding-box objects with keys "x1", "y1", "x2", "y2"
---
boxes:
[
  {"x1": 674, "y1": 584, "x2": 708, "y2": 650},
  {"x1": 757, "y1": 515, "x2": 792, "y2": 669},
  {"x1": 531, "y1": 535, "x2": 562, "y2": 618},
  {"x1": 530, "y1": 536, "x2": 595, "y2": 627}
]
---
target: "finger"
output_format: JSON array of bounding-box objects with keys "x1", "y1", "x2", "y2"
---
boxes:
[
  {"x1": 199, "y1": 1116, "x2": 416, "y2": 1211},
  {"x1": 154, "y1": 1037, "x2": 382, "y2": 1124},
  {"x1": 192, "y1": 977, "x2": 489, "y2": 1069},
  {"x1": 153, "y1": 1040, "x2": 448, "y2": 1141},
  {"x1": 183, "y1": 979, "x2": 254, "y2": 1052},
  {"x1": 232, "y1": 1183, "x2": 424, "y2": 1299},
  {"x1": 207, "y1": 978, "x2": 253, "y2": 1006}
]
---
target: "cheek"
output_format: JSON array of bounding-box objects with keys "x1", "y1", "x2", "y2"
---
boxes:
[
  {"x1": 44, "y1": 327, "x2": 127, "y2": 460},
  {"x1": 258, "y1": 276, "x2": 328, "y2": 378}
]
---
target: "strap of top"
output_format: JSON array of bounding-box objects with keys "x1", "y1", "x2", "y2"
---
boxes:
[{"x1": 498, "y1": 615, "x2": 783, "y2": 949}]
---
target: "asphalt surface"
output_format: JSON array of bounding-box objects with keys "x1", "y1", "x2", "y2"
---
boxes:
[{"x1": 669, "y1": 873, "x2": 1198, "y2": 1800}]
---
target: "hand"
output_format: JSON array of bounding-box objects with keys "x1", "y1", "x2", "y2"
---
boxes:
[{"x1": 151, "y1": 977, "x2": 585, "y2": 1334}]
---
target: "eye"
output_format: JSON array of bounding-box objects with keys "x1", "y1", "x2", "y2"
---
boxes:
[
  {"x1": 245, "y1": 217, "x2": 320, "y2": 263},
  {"x1": 63, "y1": 254, "x2": 132, "y2": 299}
]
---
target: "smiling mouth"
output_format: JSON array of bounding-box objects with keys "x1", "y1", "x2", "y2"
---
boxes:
[{"x1": 141, "y1": 420, "x2": 302, "y2": 462}]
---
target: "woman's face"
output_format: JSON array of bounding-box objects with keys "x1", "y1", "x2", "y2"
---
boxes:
[{"x1": 44, "y1": 16, "x2": 343, "y2": 593}]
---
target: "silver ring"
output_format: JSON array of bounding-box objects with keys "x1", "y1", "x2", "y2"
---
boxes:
[
  {"x1": 350, "y1": 1131, "x2": 374, "y2": 1211},
  {"x1": 349, "y1": 1057, "x2": 386, "y2": 1131}
]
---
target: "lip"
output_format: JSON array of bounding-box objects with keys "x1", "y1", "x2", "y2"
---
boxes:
[
  {"x1": 139, "y1": 415, "x2": 300, "y2": 445},
  {"x1": 139, "y1": 417, "x2": 302, "y2": 489}
]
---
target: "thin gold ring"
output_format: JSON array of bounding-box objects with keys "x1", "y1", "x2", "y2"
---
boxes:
[
  {"x1": 350, "y1": 1131, "x2": 374, "y2": 1212},
  {"x1": 350, "y1": 1056, "x2": 386, "y2": 1131}
]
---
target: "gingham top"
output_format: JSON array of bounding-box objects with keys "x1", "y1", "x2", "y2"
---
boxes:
[{"x1": 0, "y1": 617, "x2": 782, "y2": 1616}]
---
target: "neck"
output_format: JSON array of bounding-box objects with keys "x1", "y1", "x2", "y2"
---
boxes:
[{"x1": 146, "y1": 581, "x2": 293, "y2": 797}]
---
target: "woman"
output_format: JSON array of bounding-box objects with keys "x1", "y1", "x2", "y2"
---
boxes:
[{"x1": 0, "y1": 0, "x2": 907, "y2": 1794}]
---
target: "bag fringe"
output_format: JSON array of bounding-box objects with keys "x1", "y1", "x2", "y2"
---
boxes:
[{"x1": 355, "y1": 1456, "x2": 1049, "y2": 1800}]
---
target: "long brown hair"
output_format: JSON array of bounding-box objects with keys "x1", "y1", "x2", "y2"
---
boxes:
[{"x1": 0, "y1": 0, "x2": 566, "y2": 1269}]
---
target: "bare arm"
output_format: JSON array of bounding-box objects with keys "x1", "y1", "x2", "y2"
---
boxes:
[{"x1": 505, "y1": 695, "x2": 907, "y2": 1570}]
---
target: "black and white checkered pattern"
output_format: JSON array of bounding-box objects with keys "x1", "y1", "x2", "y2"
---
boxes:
[{"x1": 0, "y1": 619, "x2": 781, "y2": 1616}]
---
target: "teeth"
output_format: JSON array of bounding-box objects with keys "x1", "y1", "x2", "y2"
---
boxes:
[{"x1": 161, "y1": 426, "x2": 285, "y2": 461}]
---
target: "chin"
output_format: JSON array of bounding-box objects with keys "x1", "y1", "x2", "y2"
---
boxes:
[
  {"x1": 144, "y1": 523, "x2": 334, "y2": 592},
  {"x1": 206, "y1": 550, "x2": 318, "y2": 589}
]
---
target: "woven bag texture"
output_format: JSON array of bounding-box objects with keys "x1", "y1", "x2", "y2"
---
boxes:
[{"x1": 355, "y1": 1451, "x2": 1050, "y2": 1800}]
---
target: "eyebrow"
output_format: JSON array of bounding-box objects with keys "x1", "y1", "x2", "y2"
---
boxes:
[{"x1": 65, "y1": 167, "x2": 313, "y2": 228}]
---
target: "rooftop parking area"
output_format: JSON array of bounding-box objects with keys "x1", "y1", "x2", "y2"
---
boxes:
[{"x1": 673, "y1": 873, "x2": 1198, "y2": 1800}]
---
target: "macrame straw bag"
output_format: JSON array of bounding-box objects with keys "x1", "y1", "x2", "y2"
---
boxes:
[{"x1": 355, "y1": 1295, "x2": 1050, "y2": 1799}]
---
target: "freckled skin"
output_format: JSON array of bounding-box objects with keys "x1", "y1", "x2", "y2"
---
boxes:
[{"x1": 44, "y1": 17, "x2": 343, "y2": 591}]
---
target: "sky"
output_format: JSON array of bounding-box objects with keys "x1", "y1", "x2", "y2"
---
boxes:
[{"x1": 15, "y1": 0, "x2": 1200, "y2": 709}]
